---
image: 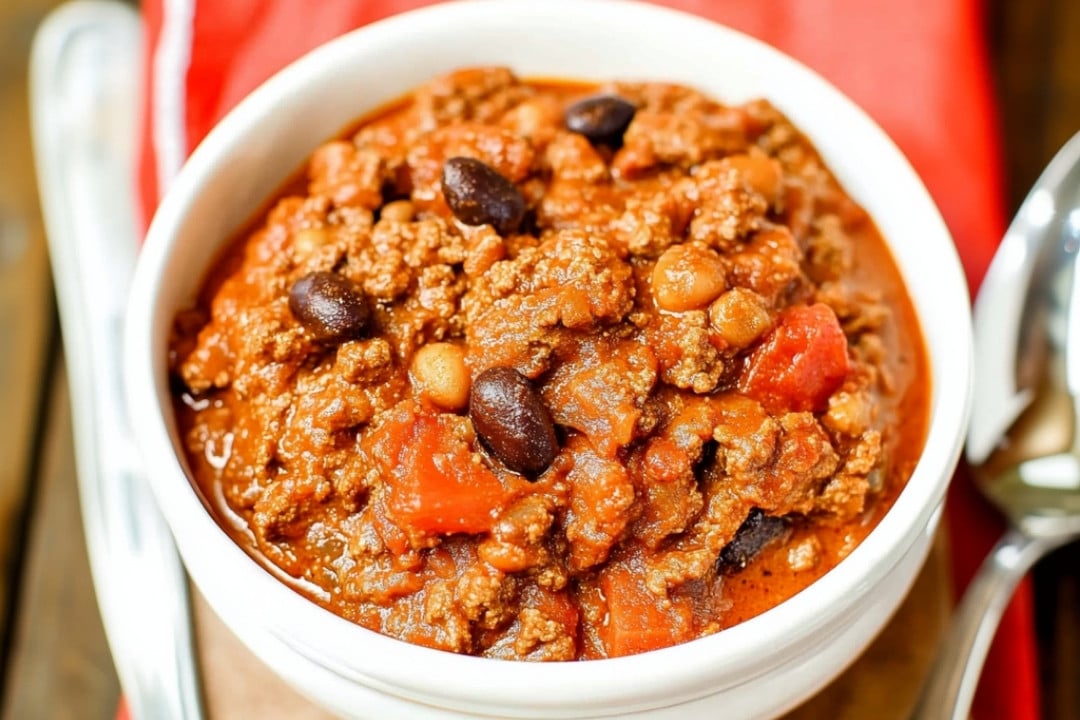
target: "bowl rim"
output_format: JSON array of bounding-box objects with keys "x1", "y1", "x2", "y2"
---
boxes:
[{"x1": 125, "y1": 0, "x2": 973, "y2": 714}]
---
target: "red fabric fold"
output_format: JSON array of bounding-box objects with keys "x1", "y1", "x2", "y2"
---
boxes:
[{"x1": 135, "y1": 2, "x2": 1038, "y2": 718}]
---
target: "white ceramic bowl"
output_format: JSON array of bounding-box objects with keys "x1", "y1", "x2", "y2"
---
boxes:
[{"x1": 125, "y1": 1, "x2": 973, "y2": 717}]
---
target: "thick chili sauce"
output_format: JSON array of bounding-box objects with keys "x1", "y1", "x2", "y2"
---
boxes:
[{"x1": 171, "y1": 67, "x2": 929, "y2": 660}]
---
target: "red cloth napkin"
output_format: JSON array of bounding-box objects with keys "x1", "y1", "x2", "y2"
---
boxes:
[{"x1": 133, "y1": 1, "x2": 1038, "y2": 718}]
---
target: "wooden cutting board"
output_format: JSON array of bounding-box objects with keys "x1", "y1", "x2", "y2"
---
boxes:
[{"x1": 193, "y1": 531, "x2": 952, "y2": 719}]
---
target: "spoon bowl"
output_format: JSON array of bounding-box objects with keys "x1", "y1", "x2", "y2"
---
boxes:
[{"x1": 914, "y1": 128, "x2": 1080, "y2": 719}]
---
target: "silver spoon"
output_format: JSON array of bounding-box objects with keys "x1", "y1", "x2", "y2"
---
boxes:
[
  {"x1": 913, "y1": 129, "x2": 1080, "y2": 720},
  {"x1": 30, "y1": 3, "x2": 205, "y2": 718}
]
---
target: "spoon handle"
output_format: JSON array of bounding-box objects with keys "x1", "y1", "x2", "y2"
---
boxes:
[
  {"x1": 912, "y1": 527, "x2": 1064, "y2": 720},
  {"x1": 30, "y1": 3, "x2": 205, "y2": 719}
]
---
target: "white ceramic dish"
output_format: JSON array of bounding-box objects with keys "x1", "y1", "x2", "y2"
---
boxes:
[{"x1": 125, "y1": 1, "x2": 973, "y2": 718}]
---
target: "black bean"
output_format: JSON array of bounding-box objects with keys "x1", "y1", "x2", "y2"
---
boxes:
[
  {"x1": 440, "y1": 157, "x2": 526, "y2": 235},
  {"x1": 288, "y1": 271, "x2": 371, "y2": 343},
  {"x1": 717, "y1": 509, "x2": 790, "y2": 572},
  {"x1": 469, "y1": 367, "x2": 558, "y2": 477},
  {"x1": 564, "y1": 95, "x2": 636, "y2": 145}
]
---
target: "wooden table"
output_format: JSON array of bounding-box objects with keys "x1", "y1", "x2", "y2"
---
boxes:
[
  {"x1": 0, "y1": 0, "x2": 121, "y2": 717},
  {"x1": 0, "y1": 0, "x2": 1077, "y2": 717}
]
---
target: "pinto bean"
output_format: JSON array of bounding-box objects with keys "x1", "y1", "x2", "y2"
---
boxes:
[
  {"x1": 411, "y1": 343, "x2": 470, "y2": 410},
  {"x1": 708, "y1": 287, "x2": 772, "y2": 349},
  {"x1": 725, "y1": 150, "x2": 782, "y2": 206},
  {"x1": 292, "y1": 227, "x2": 330, "y2": 259},
  {"x1": 380, "y1": 199, "x2": 416, "y2": 222},
  {"x1": 651, "y1": 242, "x2": 727, "y2": 312}
]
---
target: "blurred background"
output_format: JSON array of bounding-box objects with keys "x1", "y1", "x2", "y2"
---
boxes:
[{"x1": 0, "y1": 0, "x2": 1076, "y2": 718}]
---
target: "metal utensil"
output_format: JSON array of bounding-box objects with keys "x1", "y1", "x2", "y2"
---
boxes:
[
  {"x1": 913, "y1": 129, "x2": 1080, "y2": 719},
  {"x1": 30, "y1": 3, "x2": 205, "y2": 719}
]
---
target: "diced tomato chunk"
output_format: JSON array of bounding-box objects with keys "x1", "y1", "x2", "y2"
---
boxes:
[
  {"x1": 598, "y1": 561, "x2": 694, "y2": 657},
  {"x1": 372, "y1": 404, "x2": 507, "y2": 535},
  {"x1": 739, "y1": 303, "x2": 850, "y2": 413}
]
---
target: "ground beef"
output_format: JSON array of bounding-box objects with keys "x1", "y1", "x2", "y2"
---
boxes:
[{"x1": 171, "y1": 67, "x2": 929, "y2": 660}]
